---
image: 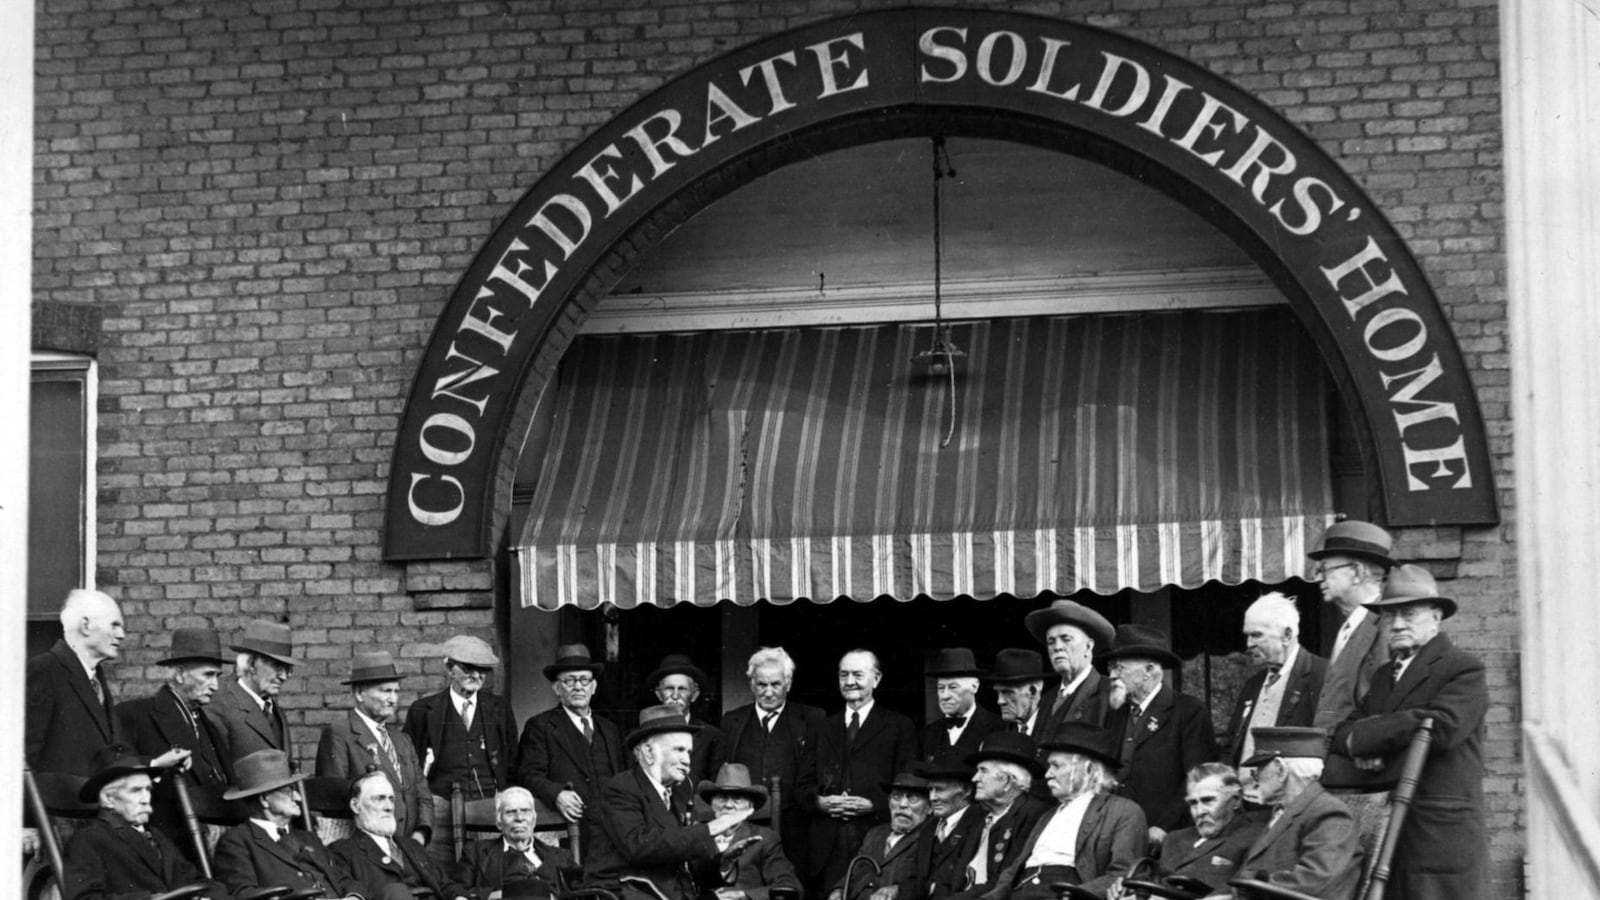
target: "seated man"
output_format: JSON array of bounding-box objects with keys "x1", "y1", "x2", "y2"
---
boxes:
[
  {"x1": 826, "y1": 768, "x2": 932, "y2": 900},
  {"x1": 1114, "y1": 763, "x2": 1263, "y2": 898},
  {"x1": 454, "y1": 786, "x2": 576, "y2": 900},
  {"x1": 62, "y1": 744, "x2": 225, "y2": 900},
  {"x1": 211, "y1": 748, "x2": 363, "y2": 899},
  {"x1": 916, "y1": 753, "x2": 985, "y2": 900},
  {"x1": 697, "y1": 763, "x2": 802, "y2": 900},
  {"x1": 1234, "y1": 727, "x2": 1363, "y2": 899},
  {"x1": 950, "y1": 732, "x2": 1051, "y2": 900},
  {"x1": 331, "y1": 769, "x2": 471, "y2": 900}
]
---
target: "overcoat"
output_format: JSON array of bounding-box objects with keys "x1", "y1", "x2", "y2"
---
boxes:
[
  {"x1": 914, "y1": 803, "x2": 986, "y2": 898},
  {"x1": 919, "y1": 706, "x2": 1007, "y2": 762},
  {"x1": 205, "y1": 677, "x2": 293, "y2": 767},
  {"x1": 1224, "y1": 650, "x2": 1329, "y2": 766},
  {"x1": 1235, "y1": 782, "x2": 1363, "y2": 899},
  {"x1": 827, "y1": 822, "x2": 924, "y2": 900},
  {"x1": 316, "y1": 709, "x2": 435, "y2": 839},
  {"x1": 329, "y1": 828, "x2": 470, "y2": 899},
  {"x1": 718, "y1": 700, "x2": 824, "y2": 859},
  {"x1": 117, "y1": 686, "x2": 233, "y2": 853},
  {"x1": 1036, "y1": 670, "x2": 1112, "y2": 738},
  {"x1": 453, "y1": 835, "x2": 576, "y2": 900},
  {"x1": 1154, "y1": 809, "x2": 1267, "y2": 892},
  {"x1": 26, "y1": 639, "x2": 119, "y2": 777},
  {"x1": 981, "y1": 793, "x2": 1147, "y2": 900},
  {"x1": 403, "y1": 688, "x2": 520, "y2": 797},
  {"x1": 1312, "y1": 611, "x2": 1388, "y2": 733},
  {"x1": 699, "y1": 821, "x2": 802, "y2": 900},
  {"x1": 1104, "y1": 687, "x2": 1219, "y2": 833},
  {"x1": 586, "y1": 766, "x2": 721, "y2": 900},
  {"x1": 212, "y1": 819, "x2": 361, "y2": 898},
  {"x1": 62, "y1": 812, "x2": 223, "y2": 900}
]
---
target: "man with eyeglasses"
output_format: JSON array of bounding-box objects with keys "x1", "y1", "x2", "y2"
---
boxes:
[
  {"x1": 516, "y1": 643, "x2": 624, "y2": 851},
  {"x1": 1306, "y1": 521, "x2": 1396, "y2": 733}
]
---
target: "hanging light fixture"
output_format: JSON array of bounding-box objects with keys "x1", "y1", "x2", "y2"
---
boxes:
[{"x1": 914, "y1": 136, "x2": 964, "y2": 448}]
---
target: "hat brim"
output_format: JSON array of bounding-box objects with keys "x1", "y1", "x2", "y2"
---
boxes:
[
  {"x1": 1023, "y1": 605, "x2": 1115, "y2": 649},
  {"x1": 1098, "y1": 645, "x2": 1182, "y2": 669},
  {"x1": 1240, "y1": 750, "x2": 1281, "y2": 768},
  {"x1": 696, "y1": 781, "x2": 769, "y2": 810},
  {"x1": 1306, "y1": 546, "x2": 1396, "y2": 568},
  {"x1": 964, "y1": 748, "x2": 1046, "y2": 777},
  {"x1": 543, "y1": 661, "x2": 603, "y2": 680},
  {"x1": 928, "y1": 668, "x2": 989, "y2": 679},
  {"x1": 158, "y1": 652, "x2": 228, "y2": 666},
  {"x1": 222, "y1": 770, "x2": 305, "y2": 801},
  {"x1": 1363, "y1": 596, "x2": 1457, "y2": 619},
  {"x1": 624, "y1": 718, "x2": 701, "y2": 748},
  {"x1": 79, "y1": 764, "x2": 158, "y2": 803},
  {"x1": 880, "y1": 779, "x2": 931, "y2": 795},
  {"x1": 1038, "y1": 740, "x2": 1121, "y2": 772},
  {"x1": 342, "y1": 673, "x2": 402, "y2": 685},
  {"x1": 985, "y1": 671, "x2": 1049, "y2": 685},
  {"x1": 647, "y1": 664, "x2": 710, "y2": 689},
  {"x1": 230, "y1": 644, "x2": 296, "y2": 667}
]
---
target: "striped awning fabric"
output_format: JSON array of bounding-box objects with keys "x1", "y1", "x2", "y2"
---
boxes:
[{"x1": 513, "y1": 309, "x2": 1333, "y2": 610}]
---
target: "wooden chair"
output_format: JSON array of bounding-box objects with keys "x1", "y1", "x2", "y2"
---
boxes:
[
  {"x1": 23, "y1": 767, "x2": 98, "y2": 900},
  {"x1": 300, "y1": 774, "x2": 356, "y2": 846},
  {"x1": 449, "y1": 783, "x2": 583, "y2": 865}
]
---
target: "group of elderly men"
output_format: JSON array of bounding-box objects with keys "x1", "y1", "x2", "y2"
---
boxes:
[{"x1": 27, "y1": 519, "x2": 1487, "y2": 900}]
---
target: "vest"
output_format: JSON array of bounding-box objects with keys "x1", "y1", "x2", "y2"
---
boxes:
[{"x1": 433, "y1": 702, "x2": 495, "y2": 797}]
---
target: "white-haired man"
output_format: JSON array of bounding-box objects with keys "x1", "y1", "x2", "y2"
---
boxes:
[
  {"x1": 1023, "y1": 601, "x2": 1117, "y2": 736},
  {"x1": 455, "y1": 786, "x2": 577, "y2": 898},
  {"x1": 27, "y1": 589, "x2": 135, "y2": 777},
  {"x1": 1224, "y1": 594, "x2": 1328, "y2": 779},
  {"x1": 206, "y1": 619, "x2": 298, "y2": 765},
  {"x1": 920, "y1": 648, "x2": 1005, "y2": 760},
  {"x1": 329, "y1": 769, "x2": 469, "y2": 900},
  {"x1": 946, "y1": 732, "x2": 1051, "y2": 900},
  {"x1": 1141, "y1": 763, "x2": 1264, "y2": 896},
  {"x1": 1234, "y1": 727, "x2": 1362, "y2": 898}
]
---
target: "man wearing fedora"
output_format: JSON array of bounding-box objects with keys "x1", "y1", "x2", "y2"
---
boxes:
[
  {"x1": 330, "y1": 769, "x2": 471, "y2": 900},
  {"x1": 117, "y1": 626, "x2": 234, "y2": 859},
  {"x1": 515, "y1": 642, "x2": 624, "y2": 850},
  {"x1": 1308, "y1": 520, "x2": 1396, "y2": 733},
  {"x1": 696, "y1": 763, "x2": 803, "y2": 900},
  {"x1": 206, "y1": 619, "x2": 298, "y2": 767},
  {"x1": 649, "y1": 653, "x2": 725, "y2": 785},
  {"x1": 947, "y1": 732, "x2": 1051, "y2": 900},
  {"x1": 914, "y1": 752, "x2": 985, "y2": 899},
  {"x1": 212, "y1": 748, "x2": 365, "y2": 899},
  {"x1": 920, "y1": 648, "x2": 1005, "y2": 761},
  {"x1": 1223, "y1": 594, "x2": 1327, "y2": 779},
  {"x1": 27, "y1": 589, "x2": 135, "y2": 779},
  {"x1": 1023, "y1": 601, "x2": 1117, "y2": 740},
  {"x1": 1234, "y1": 727, "x2": 1363, "y2": 899},
  {"x1": 986, "y1": 649, "x2": 1051, "y2": 740},
  {"x1": 824, "y1": 767, "x2": 932, "y2": 900},
  {"x1": 587, "y1": 705, "x2": 760, "y2": 900},
  {"x1": 453, "y1": 786, "x2": 577, "y2": 900},
  {"x1": 1329, "y1": 564, "x2": 1488, "y2": 900},
  {"x1": 317, "y1": 650, "x2": 433, "y2": 845},
  {"x1": 62, "y1": 744, "x2": 225, "y2": 900}
]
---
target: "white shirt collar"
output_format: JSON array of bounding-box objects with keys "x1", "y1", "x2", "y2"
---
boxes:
[
  {"x1": 562, "y1": 705, "x2": 592, "y2": 729},
  {"x1": 252, "y1": 818, "x2": 285, "y2": 840},
  {"x1": 450, "y1": 687, "x2": 478, "y2": 717},
  {"x1": 846, "y1": 698, "x2": 875, "y2": 721},
  {"x1": 1062, "y1": 665, "x2": 1092, "y2": 695},
  {"x1": 238, "y1": 679, "x2": 269, "y2": 712},
  {"x1": 354, "y1": 707, "x2": 389, "y2": 741}
]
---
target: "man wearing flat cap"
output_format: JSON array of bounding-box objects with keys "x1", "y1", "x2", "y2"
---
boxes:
[
  {"x1": 587, "y1": 705, "x2": 760, "y2": 900},
  {"x1": 920, "y1": 648, "x2": 1005, "y2": 761},
  {"x1": 947, "y1": 732, "x2": 1051, "y2": 900},
  {"x1": 986, "y1": 649, "x2": 1052, "y2": 741},
  {"x1": 63, "y1": 744, "x2": 226, "y2": 900},
  {"x1": 649, "y1": 653, "x2": 725, "y2": 785},
  {"x1": 212, "y1": 748, "x2": 365, "y2": 899},
  {"x1": 824, "y1": 768, "x2": 933, "y2": 900},
  {"x1": 515, "y1": 642, "x2": 624, "y2": 851},
  {"x1": 1101, "y1": 624, "x2": 1218, "y2": 847},
  {"x1": 1308, "y1": 520, "x2": 1396, "y2": 733},
  {"x1": 1234, "y1": 727, "x2": 1363, "y2": 899},
  {"x1": 206, "y1": 619, "x2": 298, "y2": 766},
  {"x1": 317, "y1": 650, "x2": 433, "y2": 844},
  {"x1": 1024, "y1": 601, "x2": 1117, "y2": 739},
  {"x1": 1329, "y1": 564, "x2": 1488, "y2": 900},
  {"x1": 695, "y1": 763, "x2": 803, "y2": 900}
]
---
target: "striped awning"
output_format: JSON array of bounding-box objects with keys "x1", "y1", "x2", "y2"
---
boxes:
[{"x1": 513, "y1": 308, "x2": 1333, "y2": 609}]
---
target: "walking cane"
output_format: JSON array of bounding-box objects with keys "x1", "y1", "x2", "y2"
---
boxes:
[
  {"x1": 1364, "y1": 716, "x2": 1435, "y2": 900},
  {"x1": 170, "y1": 773, "x2": 215, "y2": 879}
]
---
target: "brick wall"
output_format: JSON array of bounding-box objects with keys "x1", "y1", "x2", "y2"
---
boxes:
[{"x1": 33, "y1": 0, "x2": 1517, "y2": 892}]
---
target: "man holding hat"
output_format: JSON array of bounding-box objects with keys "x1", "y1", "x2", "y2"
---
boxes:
[
  {"x1": 824, "y1": 767, "x2": 933, "y2": 900},
  {"x1": 986, "y1": 649, "x2": 1052, "y2": 740},
  {"x1": 914, "y1": 752, "x2": 985, "y2": 899},
  {"x1": 212, "y1": 748, "x2": 364, "y2": 899},
  {"x1": 1234, "y1": 727, "x2": 1363, "y2": 899},
  {"x1": 1329, "y1": 564, "x2": 1488, "y2": 900},
  {"x1": 317, "y1": 650, "x2": 433, "y2": 844},
  {"x1": 62, "y1": 744, "x2": 225, "y2": 900},
  {"x1": 515, "y1": 643, "x2": 624, "y2": 849},
  {"x1": 696, "y1": 762, "x2": 803, "y2": 900},
  {"x1": 950, "y1": 732, "x2": 1051, "y2": 900},
  {"x1": 1023, "y1": 600, "x2": 1117, "y2": 738},
  {"x1": 587, "y1": 705, "x2": 759, "y2": 900},
  {"x1": 920, "y1": 648, "x2": 1005, "y2": 761},
  {"x1": 207, "y1": 619, "x2": 298, "y2": 766},
  {"x1": 404, "y1": 634, "x2": 520, "y2": 803},
  {"x1": 1101, "y1": 624, "x2": 1218, "y2": 845},
  {"x1": 649, "y1": 653, "x2": 725, "y2": 785},
  {"x1": 1308, "y1": 520, "x2": 1397, "y2": 733}
]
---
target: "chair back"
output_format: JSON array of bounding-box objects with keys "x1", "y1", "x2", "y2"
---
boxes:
[
  {"x1": 301, "y1": 774, "x2": 355, "y2": 845},
  {"x1": 23, "y1": 768, "x2": 69, "y2": 896},
  {"x1": 451, "y1": 784, "x2": 583, "y2": 865}
]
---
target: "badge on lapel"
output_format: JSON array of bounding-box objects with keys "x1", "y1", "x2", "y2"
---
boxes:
[{"x1": 1146, "y1": 716, "x2": 1161, "y2": 733}]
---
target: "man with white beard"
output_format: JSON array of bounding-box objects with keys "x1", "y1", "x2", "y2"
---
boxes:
[{"x1": 330, "y1": 769, "x2": 471, "y2": 900}]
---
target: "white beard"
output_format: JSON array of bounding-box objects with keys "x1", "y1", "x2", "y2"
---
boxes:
[{"x1": 359, "y1": 810, "x2": 398, "y2": 838}]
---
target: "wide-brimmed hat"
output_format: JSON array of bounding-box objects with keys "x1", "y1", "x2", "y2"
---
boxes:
[
  {"x1": 926, "y1": 647, "x2": 986, "y2": 678},
  {"x1": 922, "y1": 751, "x2": 975, "y2": 783},
  {"x1": 964, "y1": 731, "x2": 1046, "y2": 777},
  {"x1": 625, "y1": 704, "x2": 700, "y2": 748},
  {"x1": 1098, "y1": 624, "x2": 1181, "y2": 669},
  {"x1": 1039, "y1": 723, "x2": 1120, "y2": 771},
  {"x1": 696, "y1": 763, "x2": 769, "y2": 809},
  {"x1": 1241, "y1": 726, "x2": 1328, "y2": 767},
  {"x1": 342, "y1": 651, "x2": 402, "y2": 685},
  {"x1": 1363, "y1": 563, "x2": 1457, "y2": 619},
  {"x1": 230, "y1": 620, "x2": 296, "y2": 667},
  {"x1": 542, "y1": 643, "x2": 603, "y2": 680},
  {"x1": 647, "y1": 653, "x2": 709, "y2": 689},
  {"x1": 442, "y1": 635, "x2": 500, "y2": 669},
  {"x1": 79, "y1": 745, "x2": 158, "y2": 803},
  {"x1": 1307, "y1": 520, "x2": 1396, "y2": 569},
  {"x1": 159, "y1": 627, "x2": 226, "y2": 666},
  {"x1": 222, "y1": 749, "x2": 304, "y2": 800},
  {"x1": 881, "y1": 768, "x2": 932, "y2": 795},
  {"x1": 1023, "y1": 600, "x2": 1115, "y2": 649},
  {"x1": 986, "y1": 648, "x2": 1050, "y2": 684}
]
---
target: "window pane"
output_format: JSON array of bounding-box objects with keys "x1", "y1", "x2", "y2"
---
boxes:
[{"x1": 29, "y1": 374, "x2": 87, "y2": 617}]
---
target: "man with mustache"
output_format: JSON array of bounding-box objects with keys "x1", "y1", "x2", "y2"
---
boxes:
[
  {"x1": 945, "y1": 732, "x2": 1051, "y2": 900},
  {"x1": 648, "y1": 653, "x2": 725, "y2": 785},
  {"x1": 825, "y1": 768, "x2": 933, "y2": 900},
  {"x1": 914, "y1": 753, "x2": 985, "y2": 899},
  {"x1": 1235, "y1": 727, "x2": 1362, "y2": 899},
  {"x1": 330, "y1": 769, "x2": 470, "y2": 900},
  {"x1": 516, "y1": 643, "x2": 624, "y2": 853},
  {"x1": 986, "y1": 649, "x2": 1051, "y2": 740},
  {"x1": 317, "y1": 651, "x2": 433, "y2": 845},
  {"x1": 1224, "y1": 594, "x2": 1327, "y2": 796},
  {"x1": 1133, "y1": 763, "x2": 1264, "y2": 897}
]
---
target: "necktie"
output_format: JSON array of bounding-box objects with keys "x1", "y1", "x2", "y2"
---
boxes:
[
  {"x1": 461, "y1": 697, "x2": 475, "y2": 731},
  {"x1": 581, "y1": 716, "x2": 594, "y2": 742},
  {"x1": 662, "y1": 786, "x2": 673, "y2": 810},
  {"x1": 263, "y1": 696, "x2": 275, "y2": 718},
  {"x1": 847, "y1": 711, "x2": 861, "y2": 742},
  {"x1": 761, "y1": 712, "x2": 777, "y2": 732},
  {"x1": 1331, "y1": 617, "x2": 1356, "y2": 663},
  {"x1": 278, "y1": 824, "x2": 292, "y2": 842},
  {"x1": 376, "y1": 725, "x2": 401, "y2": 784},
  {"x1": 943, "y1": 715, "x2": 968, "y2": 729},
  {"x1": 1013, "y1": 720, "x2": 1027, "y2": 734},
  {"x1": 90, "y1": 672, "x2": 105, "y2": 705},
  {"x1": 1265, "y1": 667, "x2": 1283, "y2": 688},
  {"x1": 968, "y1": 813, "x2": 996, "y2": 886},
  {"x1": 1052, "y1": 684, "x2": 1068, "y2": 714}
]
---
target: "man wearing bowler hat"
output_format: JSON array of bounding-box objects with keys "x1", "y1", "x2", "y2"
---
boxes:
[
  {"x1": 515, "y1": 643, "x2": 624, "y2": 850},
  {"x1": 117, "y1": 626, "x2": 234, "y2": 859},
  {"x1": 1308, "y1": 520, "x2": 1396, "y2": 733},
  {"x1": 649, "y1": 653, "x2": 725, "y2": 785},
  {"x1": 920, "y1": 648, "x2": 1005, "y2": 761},
  {"x1": 207, "y1": 619, "x2": 298, "y2": 767},
  {"x1": 1329, "y1": 564, "x2": 1487, "y2": 900},
  {"x1": 1101, "y1": 624, "x2": 1218, "y2": 846},
  {"x1": 1024, "y1": 601, "x2": 1118, "y2": 738},
  {"x1": 317, "y1": 650, "x2": 433, "y2": 844},
  {"x1": 1234, "y1": 727, "x2": 1362, "y2": 899},
  {"x1": 986, "y1": 649, "x2": 1051, "y2": 740},
  {"x1": 212, "y1": 748, "x2": 364, "y2": 899},
  {"x1": 824, "y1": 767, "x2": 933, "y2": 900},
  {"x1": 696, "y1": 763, "x2": 803, "y2": 900},
  {"x1": 587, "y1": 705, "x2": 760, "y2": 900},
  {"x1": 949, "y1": 732, "x2": 1051, "y2": 900}
]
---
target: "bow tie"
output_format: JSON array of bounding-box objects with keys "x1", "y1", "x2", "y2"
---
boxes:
[{"x1": 942, "y1": 715, "x2": 969, "y2": 729}]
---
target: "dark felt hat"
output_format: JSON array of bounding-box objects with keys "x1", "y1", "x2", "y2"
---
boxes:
[
  {"x1": 1241, "y1": 726, "x2": 1329, "y2": 766},
  {"x1": 1023, "y1": 600, "x2": 1115, "y2": 649},
  {"x1": 159, "y1": 627, "x2": 226, "y2": 666},
  {"x1": 1038, "y1": 723, "x2": 1121, "y2": 771},
  {"x1": 647, "y1": 653, "x2": 709, "y2": 689},
  {"x1": 1363, "y1": 563, "x2": 1457, "y2": 619},
  {"x1": 1307, "y1": 520, "x2": 1397, "y2": 569},
  {"x1": 223, "y1": 749, "x2": 304, "y2": 800},
  {"x1": 922, "y1": 751, "x2": 976, "y2": 783},
  {"x1": 342, "y1": 650, "x2": 402, "y2": 685},
  {"x1": 927, "y1": 647, "x2": 987, "y2": 678},
  {"x1": 542, "y1": 643, "x2": 602, "y2": 680},
  {"x1": 964, "y1": 730, "x2": 1047, "y2": 777},
  {"x1": 696, "y1": 763, "x2": 769, "y2": 809},
  {"x1": 79, "y1": 745, "x2": 158, "y2": 803},
  {"x1": 881, "y1": 768, "x2": 932, "y2": 795},
  {"x1": 230, "y1": 620, "x2": 296, "y2": 667},
  {"x1": 1098, "y1": 623, "x2": 1181, "y2": 669},
  {"x1": 985, "y1": 648, "x2": 1050, "y2": 684},
  {"x1": 625, "y1": 704, "x2": 700, "y2": 748}
]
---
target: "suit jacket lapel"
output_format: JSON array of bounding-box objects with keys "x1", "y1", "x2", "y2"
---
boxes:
[
  {"x1": 1073, "y1": 796, "x2": 1108, "y2": 861},
  {"x1": 1132, "y1": 688, "x2": 1175, "y2": 750},
  {"x1": 112, "y1": 821, "x2": 166, "y2": 875},
  {"x1": 1246, "y1": 786, "x2": 1314, "y2": 865},
  {"x1": 1388, "y1": 635, "x2": 1447, "y2": 708},
  {"x1": 54, "y1": 643, "x2": 113, "y2": 741},
  {"x1": 852, "y1": 707, "x2": 888, "y2": 748},
  {"x1": 552, "y1": 710, "x2": 594, "y2": 774}
]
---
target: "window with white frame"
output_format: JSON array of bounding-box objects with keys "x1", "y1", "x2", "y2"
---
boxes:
[{"x1": 29, "y1": 354, "x2": 95, "y2": 618}]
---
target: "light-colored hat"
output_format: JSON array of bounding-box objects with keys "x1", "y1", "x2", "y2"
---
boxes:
[
  {"x1": 223, "y1": 749, "x2": 305, "y2": 800},
  {"x1": 1023, "y1": 600, "x2": 1115, "y2": 649},
  {"x1": 230, "y1": 620, "x2": 296, "y2": 667},
  {"x1": 1308, "y1": 520, "x2": 1396, "y2": 569},
  {"x1": 442, "y1": 635, "x2": 500, "y2": 668},
  {"x1": 696, "y1": 763, "x2": 769, "y2": 809},
  {"x1": 1363, "y1": 563, "x2": 1457, "y2": 619},
  {"x1": 342, "y1": 650, "x2": 402, "y2": 685},
  {"x1": 625, "y1": 704, "x2": 700, "y2": 748}
]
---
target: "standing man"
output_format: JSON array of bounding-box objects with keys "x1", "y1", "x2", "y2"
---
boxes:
[
  {"x1": 1330, "y1": 564, "x2": 1488, "y2": 900},
  {"x1": 1023, "y1": 600, "x2": 1117, "y2": 737},
  {"x1": 317, "y1": 650, "x2": 433, "y2": 845},
  {"x1": 986, "y1": 649, "x2": 1051, "y2": 740},
  {"x1": 206, "y1": 619, "x2": 297, "y2": 767},
  {"x1": 27, "y1": 589, "x2": 127, "y2": 777},
  {"x1": 915, "y1": 753, "x2": 985, "y2": 899},
  {"x1": 1308, "y1": 520, "x2": 1395, "y2": 733},
  {"x1": 1235, "y1": 727, "x2": 1363, "y2": 898},
  {"x1": 212, "y1": 748, "x2": 365, "y2": 899},
  {"x1": 718, "y1": 646, "x2": 825, "y2": 866},
  {"x1": 808, "y1": 649, "x2": 918, "y2": 891},
  {"x1": 951, "y1": 732, "x2": 1050, "y2": 899},
  {"x1": 1101, "y1": 625, "x2": 1218, "y2": 846},
  {"x1": 920, "y1": 648, "x2": 1005, "y2": 760},
  {"x1": 649, "y1": 653, "x2": 726, "y2": 785},
  {"x1": 1224, "y1": 594, "x2": 1327, "y2": 776},
  {"x1": 824, "y1": 769, "x2": 932, "y2": 900},
  {"x1": 515, "y1": 643, "x2": 624, "y2": 850},
  {"x1": 329, "y1": 770, "x2": 469, "y2": 900}
]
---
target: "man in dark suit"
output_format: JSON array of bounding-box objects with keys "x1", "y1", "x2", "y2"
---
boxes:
[
  {"x1": 205, "y1": 619, "x2": 298, "y2": 767},
  {"x1": 212, "y1": 748, "x2": 365, "y2": 899},
  {"x1": 1147, "y1": 763, "x2": 1265, "y2": 895},
  {"x1": 920, "y1": 648, "x2": 1005, "y2": 761},
  {"x1": 1224, "y1": 594, "x2": 1328, "y2": 773},
  {"x1": 1330, "y1": 564, "x2": 1488, "y2": 900},
  {"x1": 986, "y1": 649, "x2": 1051, "y2": 740},
  {"x1": 116, "y1": 627, "x2": 233, "y2": 860},
  {"x1": 948, "y1": 732, "x2": 1051, "y2": 900},
  {"x1": 586, "y1": 705, "x2": 759, "y2": 900},
  {"x1": 648, "y1": 653, "x2": 725, "y2": 785},
  {"x1": 26, "y1": 589, "x2": 136, "y2": 778},
  {"x1": 1308, "y1": 520, "x2": 1396, "y2": 733},
  {"x1": 1236, "y1": 728, "x2": 1363, "y2": 899},
  {"x1": 454, "y1": 786, "x2": 577, "y2": 900},
  {"x1": 718, "y1": 646, "x2": 825, "y2": 868},
  {"x1": 915, "y1": 753, "x2": 985, "y2": 899},
  {"x1": 62, "y1": 745, "x2": 225, "y2": 900},
  {"x1": 317, "y1": 650, "x2": 434, "y2": 844},
  {"x1": 330, "y1": 770, "x2": 471, "y2": 900},
  {"x1": 1023, "y1": 600, "x2": 1117, "y2": 739},
  {"x1": 696, "y1": 763, "x2": 803, "y2": 900},
  {"x1": 807, "y1": 649, "x2": 919, "y2": 890},
  {"x1": 515, "y1": 642, "x2": 625, "y2": 850},
  {"x1": 824, "y1": 769, "x2": 931, "y2": 900}
]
